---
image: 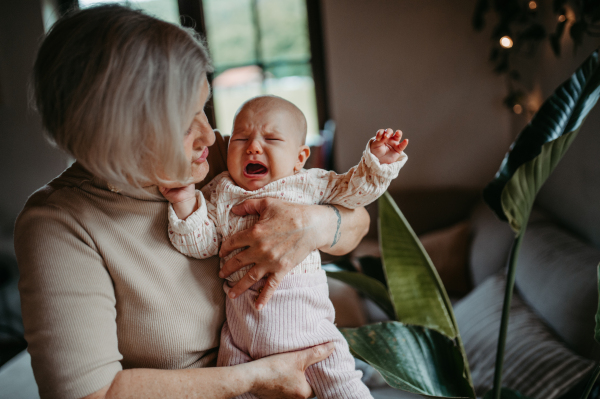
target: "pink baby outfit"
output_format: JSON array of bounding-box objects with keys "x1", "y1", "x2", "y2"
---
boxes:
[{"x1": 168, "y1": 142, "x2": 407, "y2": 399}]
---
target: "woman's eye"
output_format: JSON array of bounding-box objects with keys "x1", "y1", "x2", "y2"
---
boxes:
[
  {"x1": 266, "y1": 138, "x2": 282, "y2": 141},
  {"x1": 232, "y1": 138, "x2": 247, "y2": 142}
]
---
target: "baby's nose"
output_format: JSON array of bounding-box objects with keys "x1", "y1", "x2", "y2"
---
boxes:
[{"x1": 246, "y1": 140, "x2": 263, "y2": 154}]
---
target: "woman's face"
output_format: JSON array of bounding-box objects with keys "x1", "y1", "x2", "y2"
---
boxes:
[{"x1": 161, "y1": 77, "x2": 215, "y2": 188}]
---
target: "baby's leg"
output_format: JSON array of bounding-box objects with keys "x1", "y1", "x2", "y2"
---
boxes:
[
  {"x1": 305, "y1": 325, "x2": 372, "y2": 399},
  {"x1": 217, "y1": 320, "x2": 259, "y2": 399},
  {"x1": 246, "y1": 270, "x2": 373, "y2": 399}
]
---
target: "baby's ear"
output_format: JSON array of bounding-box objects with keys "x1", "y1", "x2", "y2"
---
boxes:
[{"x1": 295, "y1": 145, "x2": 311, "y2": 171}]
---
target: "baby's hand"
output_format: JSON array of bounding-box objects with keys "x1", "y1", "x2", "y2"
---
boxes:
[
  {"x1": 370, "y1": 128, "x2": 409, "y2": 164},
  {"x1": 159, "y1": 183, "x2": 197, "y2": 220}
]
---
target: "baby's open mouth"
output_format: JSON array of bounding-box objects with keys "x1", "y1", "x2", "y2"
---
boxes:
[{"x1": 244, "y1": 162, "x2": 268, "y2": 178}]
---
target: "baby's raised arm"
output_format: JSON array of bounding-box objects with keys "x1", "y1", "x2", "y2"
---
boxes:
[
  {"x1": 316, "y1": 128, "x2": 408, "y2": 208},
  {"x1": 160, "y1": 185, "x2": 220, "y2": 259},
  {"x1": 370, "y1": 128, "x2": 409, "y2": 164}
]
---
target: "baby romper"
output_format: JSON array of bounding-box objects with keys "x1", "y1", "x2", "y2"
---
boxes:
[{"x1": 168, "y1": 142, "x2": 407, "y2": 399}]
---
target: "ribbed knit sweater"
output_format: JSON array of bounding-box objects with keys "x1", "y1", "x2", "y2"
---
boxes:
[{"x1": 14, "y1": 135, "x2": 230, "y2": 399}]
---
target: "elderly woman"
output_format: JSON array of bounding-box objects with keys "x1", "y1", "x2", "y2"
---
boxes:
[{"x1": 14, "y1": 5, "x2": 370, "y2": 399}]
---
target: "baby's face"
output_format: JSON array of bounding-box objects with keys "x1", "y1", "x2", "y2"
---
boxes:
[{"x1": 227, "y1": 104, "x2": 309, "y2": 191}]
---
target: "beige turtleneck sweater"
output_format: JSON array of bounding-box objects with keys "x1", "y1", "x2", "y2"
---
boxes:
[{"x1": 14, "y1": 135, "x2": 230, "y2": 399}]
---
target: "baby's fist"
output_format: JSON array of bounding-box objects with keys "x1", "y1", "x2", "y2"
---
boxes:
[
  {"x1": 370, "y1": 128, "x2": 408, "y2": 164},
  {"x1": 159, "y1": 183, "x2": 196, "y2": 204}
]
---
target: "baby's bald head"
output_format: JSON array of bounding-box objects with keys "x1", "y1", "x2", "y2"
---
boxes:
[{"x1": 233, "y1": 95, "x2": 307, "y2": 145}]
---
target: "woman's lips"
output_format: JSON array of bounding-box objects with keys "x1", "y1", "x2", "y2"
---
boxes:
[{"x1": 193, "y1": 147, "x2": 209, "y2": 164}]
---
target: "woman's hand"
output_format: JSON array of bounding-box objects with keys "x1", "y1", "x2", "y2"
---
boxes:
[
  {"x1": 248, "y1": 342, "x2": 335, "y2": 399},
  {"x1": 86, "y1": 343, "x2": 335, "y2": 399},
  {"x1": 218, "y1": 198, "x2": 370, "y2": 309}
]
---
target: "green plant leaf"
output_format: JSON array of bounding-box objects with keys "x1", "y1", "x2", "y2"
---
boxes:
[
  {"x1": 483, "y1": 49, "x2": 600, "y2": 234},
  {"x1": 378, "y1": 192, "x2": 474, "y2": 392},
  {"x1": 596, "y1": 264, "x2": 600, "y2": 344},
  {"x1": 341, "y1": 322, "x2": 474, "y2": 398},
  {"x1": 483, "y1": 388, "x2": 533, "y2": 399},
  {"x1": 325, "y1": 271, "x2": 396, "y2": 321},
  {"x1": 378, "y1": 191, "x2": 457, "y2": 339}
]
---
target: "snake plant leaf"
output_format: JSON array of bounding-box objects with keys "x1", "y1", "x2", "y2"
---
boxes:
[
  {"x1": 378, "y1": 191, "x2": 457, "y2": 339},
  {"x1": 325, "y1": 271, "x2": 396, "y2": 321},
  {"x1": 483, "y1": 49, "x2": 600, "y2": 234},
  {"x1": 594, "y1": 264, "x2": 600, "y2": 343},
  {"x1": 482, "y1": 388, "x2": 533, "y2": 399},
  {"x1": 341, "y1": 322, "x2": 474, "y2": 398}
]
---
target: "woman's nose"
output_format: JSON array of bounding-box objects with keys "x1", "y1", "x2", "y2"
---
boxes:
[
  {"x1": 194, "y1": 112, "x2": 215, "y2": 147},
  {"x1": 246, "y1": 140, "x2": 263, "y2": 155}
]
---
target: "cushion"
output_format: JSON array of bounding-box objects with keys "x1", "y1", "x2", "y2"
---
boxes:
[
  {"x1": 419, "y1": 220, "x2": 472, "y2": 296},
  {"x1": 516, "y1": 220, "x2": 600, "y2": 360},
  {"x1": 468, "y1": 202, "x2": 515, "y2": 286},
  {"x1": 454, "y1": 275, "x2": 594, "y2": 399}
]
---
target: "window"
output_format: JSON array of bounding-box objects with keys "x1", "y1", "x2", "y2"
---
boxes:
[
  {"x1": 72, "y1": 0, "x2": 330, "y2": 147},
  {"x1": 202, "y1": 0, "x2": 320, "y2": 144}
]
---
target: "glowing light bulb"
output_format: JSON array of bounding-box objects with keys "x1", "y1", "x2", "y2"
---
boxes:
[
  {"x1": 500, "y1": 36, "x2": 513, "y2": 49},
  {"x1": 529, "y1": 1, "x2": 537, "y2": 9},
  {"x1": 513, "y1": 104, "x2": 523, "y2": 114},
  {"x1": 558, "y1": 14, "x2": 566, "y2": 22}
]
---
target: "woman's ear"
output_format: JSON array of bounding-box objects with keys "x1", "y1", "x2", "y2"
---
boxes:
[{"x1": 294, "y1": 145, "x2": 311, "y2": 172}]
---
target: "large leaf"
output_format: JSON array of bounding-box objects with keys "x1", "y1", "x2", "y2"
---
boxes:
[
  {"x1": 596, "y1": 264, "x2": 600, "y2": 344},
  {"x1": 378, "y1": 192, "x2": 474, "y2": 392},
  {"x1": 341, "y1": 322, "x2": 474, "y2": 398},
  {"x1": 325, "y1": 270, "x2": 396, "y2": 321},
  {"x1": 378, "y1": 191, "x2": 457, "y2": 339},
  {"x1": 482, "y1": 388, "x2": 533, "y2": 399},
  {"x1": 483, "y1": 50, "x2": 600, "y2": 234}
]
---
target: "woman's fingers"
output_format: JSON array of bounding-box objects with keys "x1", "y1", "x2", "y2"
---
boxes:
[
  {"x1": 230, "y1": 198, "x2": 267, "y2": 217},
  {"x1": 227, "y1": 265, "x2": 267, "y2": 299},
  {"x1": 219, "y1": 235, "x2": 262, "y2": 278},
  {"x1": 299, "y1": 342, "x2": 335, "y2": 369},
  {"x1": 254, "y1": 274, "x2": 282, "y2": 310}
]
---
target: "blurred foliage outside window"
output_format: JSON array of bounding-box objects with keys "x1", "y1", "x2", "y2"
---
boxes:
[
  {"x1": 203, "y1": 0, "x2": 319, "y2": 143},
  {"x1": 78, "y1": 0, "x2": 320, "y2": 144}
]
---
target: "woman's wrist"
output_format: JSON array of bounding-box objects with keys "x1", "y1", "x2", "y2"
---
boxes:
[{"x1": 310, "y1": 204, "x2": 341, "y2": 251}]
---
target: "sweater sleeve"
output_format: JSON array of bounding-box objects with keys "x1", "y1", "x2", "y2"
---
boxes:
[
  {"x1": 317, "y1": 138, "x2": 407, "y2": 208},
  {"x1": 167, "y1": 190, "x2": 220, "y2": 259},
  {"x1": 14, "y1": 195, "x2": 122, "y2": 399}
]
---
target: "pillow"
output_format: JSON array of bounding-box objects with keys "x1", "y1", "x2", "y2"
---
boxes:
[
  {"x1": 419, "y1": 220, "x2": 472, "y2": 296},
  {"x1": 516, "y1": 220, "x2": 600, "y2": 360},
  {"x1": 468, "y1": 202, "x2": 515, "y2": 287},
  {"x1": 454, "y1": 275, "x2": 594, "y2": 399}
]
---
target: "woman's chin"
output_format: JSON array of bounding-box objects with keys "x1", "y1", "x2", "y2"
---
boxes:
[{"x1": 190, "y1": 162, "x2": 210, "y2": 184}]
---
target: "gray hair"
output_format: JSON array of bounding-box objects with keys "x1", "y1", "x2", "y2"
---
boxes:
[{"x1": 33, "y1": 5, "x2": 213, "y2": 192}]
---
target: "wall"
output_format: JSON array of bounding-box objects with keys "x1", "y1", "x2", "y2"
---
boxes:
[
  {"x1": 0, "y1": 0, "x2": 67, "y2": 245},
  {"x1": 321, "y1": 0, "x2": 512, "y2": 191},
  {"x1": 533, "y1": 39, "x2": 600, "y2": 248}
]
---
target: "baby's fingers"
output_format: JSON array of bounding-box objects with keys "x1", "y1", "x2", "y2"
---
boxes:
[
  {"x1": 394, "y1": 138, "x2": 409, "y2": 153},
  {"x1": 375, "y1": 129, "x2": 385, "y2": 141},
  {"x1": 392, "y1": 130, "x2": 403, "y2": 142}
]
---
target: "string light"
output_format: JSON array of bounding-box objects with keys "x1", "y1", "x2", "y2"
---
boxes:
[
  {"x1": 500, "y1": 36, "x2": 513, "y2": 48},
  {"x1": 528, "y1": 1, "x2": 537, "y2": 10},
  {"x1": 558, "y1": 14, "x2": 566, "y2": 22},
  {"x1": 513, "y1": 104, "x2": 523, "y2": 114}
]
